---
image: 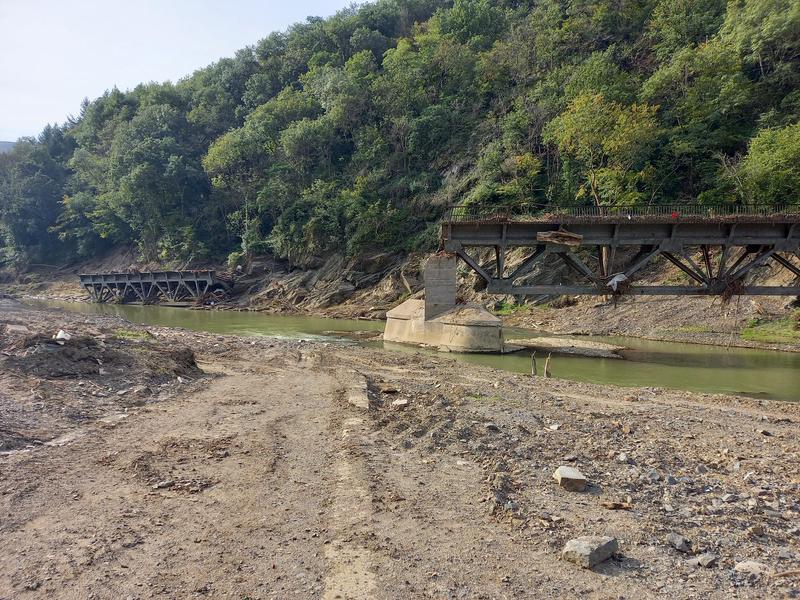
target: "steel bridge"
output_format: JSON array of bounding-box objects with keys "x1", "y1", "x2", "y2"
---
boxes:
[
  {"x1": 441, "y1": 203, "x2": 800, "y2": 296},
  {"x1": 79, "y1": 270, "x2": 232, "y2": 304}
]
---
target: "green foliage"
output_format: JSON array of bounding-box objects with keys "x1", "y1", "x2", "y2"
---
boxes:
[
  {"x1": 544, "y1": 93, "x2": 661, "y2": 206},
  {"x1": 2, "y1": 0, "x2": 800, "y2": 269},
  {"x1": 733, "y1": 122, "x2": 800, "y2": 203},
  {"x1": 493, "y1": 299, "x2": 529, "y2": 316},
  {"x1": 741, "y1": 311, "x2": 800, "y2": 343}
]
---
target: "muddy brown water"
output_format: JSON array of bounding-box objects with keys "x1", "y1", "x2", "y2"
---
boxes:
[{"x1": 28, "y1": 300, "x2": 800, "y2": 402}]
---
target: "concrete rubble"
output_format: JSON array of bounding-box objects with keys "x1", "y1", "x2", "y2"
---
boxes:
[
  {"x1": 552, "y1": 466, "x2": 587, "y2": 492},
  {"x1": 562, "y1": 536, "x2": 619, "y2": 568}
]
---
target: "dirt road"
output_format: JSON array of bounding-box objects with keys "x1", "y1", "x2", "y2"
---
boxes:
[{"x1": 1, "y1": 304, "x2": 799, "y2": 598}]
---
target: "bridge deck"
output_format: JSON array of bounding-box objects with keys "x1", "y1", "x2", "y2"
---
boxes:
[
  {"x1": 441, "y1": 203, "x2": 800, "y2": 297},
  {"x1": 79, "y1": 270, "x2": 232, "y2": 304}
]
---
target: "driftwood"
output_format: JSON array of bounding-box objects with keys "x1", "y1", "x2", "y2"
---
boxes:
[
  {"x1": 536, "y1": 229, "x2": 583, "y2": 246},
  {"x1": 544, "y1": 353, "x2": 552, "y2": 378},
  {"x1": 530, "y1": 351, "x2": 537, "y2": 377}
]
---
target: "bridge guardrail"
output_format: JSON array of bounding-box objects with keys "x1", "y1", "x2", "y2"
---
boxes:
[{"x1": 442, "y1": 202, "x2": 800, "y2": 223}]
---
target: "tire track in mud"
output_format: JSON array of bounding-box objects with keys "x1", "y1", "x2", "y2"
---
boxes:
[{"x1": 323, "y1": 406, "x2": 379, "y2": 599}]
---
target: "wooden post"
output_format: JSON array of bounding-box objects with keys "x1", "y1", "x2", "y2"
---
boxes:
[
  {"x1": 530, "y1": 351, "x2": 537, "y2": 377},
  {"x1": 544, "y1": 353, "x2": 552, "y2": 378}
]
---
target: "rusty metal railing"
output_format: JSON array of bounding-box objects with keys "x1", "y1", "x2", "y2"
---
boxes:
[{"x1": 442, "y1": 202, "x2": 800, "y2": 223}]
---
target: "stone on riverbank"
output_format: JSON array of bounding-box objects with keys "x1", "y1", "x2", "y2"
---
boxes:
[
  {"x1": 562, "y1": 536, "x2": 619, "y2": 568},
  {"x1": 688, "y1": 553, "x2": 718, "y2": 568},
  {"x1": 666, "y1": 532, "x2": 692, "y2": 553},
  {"x1": 734, "y1": 561, "x2": 770, "y2": 577},
  {"x1": 553, "y1": 466, "x2": 587, "y2": 492}
]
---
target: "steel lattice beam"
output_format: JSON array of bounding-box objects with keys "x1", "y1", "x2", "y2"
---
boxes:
[{"x1": 443, "y1": 217, "x2": 800, "y2": 297}]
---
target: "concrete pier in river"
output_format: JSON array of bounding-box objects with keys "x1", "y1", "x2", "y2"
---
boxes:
[{"x1": 384, "y1": 254, "x2": 504, "y2": 353}]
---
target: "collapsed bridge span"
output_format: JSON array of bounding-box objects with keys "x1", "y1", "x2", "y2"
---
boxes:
[{"x1": 79, "y1": 270, "x2": 232, "y2": 304}]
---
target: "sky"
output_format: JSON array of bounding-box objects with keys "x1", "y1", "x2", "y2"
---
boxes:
[{"x1": 0, "y1": 0, "x2": 352, "y2": 141}]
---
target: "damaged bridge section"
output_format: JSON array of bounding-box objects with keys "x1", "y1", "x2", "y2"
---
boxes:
[
  {"x1": 441, "y1": 203, "x2": 800, "y2": 296},
  {"x1": 79, "y1": 271, "x2": 232, "y2": 304}
]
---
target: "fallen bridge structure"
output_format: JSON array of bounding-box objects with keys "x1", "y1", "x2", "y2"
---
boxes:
[
  {"x1": 79, "y1": 270, "x2": 232, "y2": 304},
  {"x1": 441, "y1": 203, "x2": 800, "y2": 297}
]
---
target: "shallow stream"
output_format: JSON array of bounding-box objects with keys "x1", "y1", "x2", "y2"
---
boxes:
[{"x1": 29, "y1": 300, "x2": 800, "y2": 402}]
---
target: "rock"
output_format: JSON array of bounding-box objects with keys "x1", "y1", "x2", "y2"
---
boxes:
[
  {"x1": 562, "y1": 536, "x2": 619, "y2": 568},
  {"x1": 359, "y1": 252, "x2": 396, "y2": 274},
  {"x1": 55, "y1": 329, "x2": 72, "y2": 341},
  {"x1": 688, "y1": 553, "x2": 718, "y2": 568},
  {"x1": 5, "y1": 324, "x2": 30, "y2": 334},
  {"x1": 734, "y1": 561, "x2": 770, "y2": 577},
  {"x1": 666, "y1": 475, "x2": 678, "y2": 485},
  {"x1": 696, "y1": 464, "x2": 708, "y2": 474},
  {"x1": 666, "y1": 533, "x2": 692, "y2": 553},
  {"x1": 391, "y1": 399, "x2": 409, "y2": 409},
  {"x1": 778, "y1": 548, "x2": 792, "y2": 560},
  {"x1": 553, "y1": 466, "x2": 587, "y2": 492}
]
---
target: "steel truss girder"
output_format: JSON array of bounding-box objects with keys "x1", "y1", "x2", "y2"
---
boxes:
[
  {"x1": 80, "y1": 271, "x2": 227, "y2": 304},
  {"x1": 447, "y1": 233, "x2": 800, "y2": 297}
]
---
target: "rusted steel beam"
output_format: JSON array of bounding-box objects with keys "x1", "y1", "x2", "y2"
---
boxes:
[
  {"x1": 79, "y1": 270, "x2": 231, "y2": 304},
  {"x1": 444, "y1": 211, "x2": 800, "y2": 296}
]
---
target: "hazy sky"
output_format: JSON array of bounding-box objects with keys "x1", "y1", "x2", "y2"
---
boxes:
[{"x1": 0, "y1": 0, "x2": 352, "y2": 140}]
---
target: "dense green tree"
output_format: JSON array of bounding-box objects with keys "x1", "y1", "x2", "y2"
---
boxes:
[
  {"x1": 2, "y1": 0, "x2": 800, "y2": 270},
  {"x1": 730, "y1": 122, "x2": 800, "y2": 203},
  {"x1": 0, "y1": 127, "x2": 74, "y2": 262}
]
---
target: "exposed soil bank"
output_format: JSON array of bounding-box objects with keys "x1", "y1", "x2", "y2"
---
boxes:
[
  {"x1": 503, "y1": 294, "x2": 800, "y2": 353},
  {"x1": 1, "y1": 302, "x2": 799, "y2": 598}
]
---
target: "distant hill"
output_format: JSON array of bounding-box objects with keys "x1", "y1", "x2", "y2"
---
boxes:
[{"x1": 0, "y1": 141, "x2": 14, "y2": 154}]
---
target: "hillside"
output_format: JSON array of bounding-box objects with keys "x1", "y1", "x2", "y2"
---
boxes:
[
  {"x1": 0, "y1": 141, "x2": 14, "y2": 154},
  {"x1": 0, "y1": 0, "x2": 798, "y2": 277}
]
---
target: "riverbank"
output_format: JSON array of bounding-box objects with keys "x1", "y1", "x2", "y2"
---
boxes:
[
  {"x1": 1, "y1": 301, "x2": 799, "y2": 598},
  {"x1": 2, "y1": 254, "x2": 799, "y2": 354}
]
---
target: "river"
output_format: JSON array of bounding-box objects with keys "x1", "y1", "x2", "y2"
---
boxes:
[{"x1": 30, "y1": 300, "x2": 800, "y2": 402}]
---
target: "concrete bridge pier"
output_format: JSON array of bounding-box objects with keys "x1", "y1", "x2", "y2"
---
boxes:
[
  {"x1": 383, "y1": 253, "x2": 503, "y2": 353},
  {"x1": 424, "y1": 254, "x2": 458, "y2": 319}
]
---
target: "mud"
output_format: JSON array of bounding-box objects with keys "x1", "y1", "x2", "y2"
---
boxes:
[{"x1": 0, "y1": 303, "x2": 798, "y2": 598}]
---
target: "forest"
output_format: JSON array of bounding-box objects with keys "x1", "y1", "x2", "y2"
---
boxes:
[{"x1": 0, "y1": 0, "x2": 798, "y2": 269}]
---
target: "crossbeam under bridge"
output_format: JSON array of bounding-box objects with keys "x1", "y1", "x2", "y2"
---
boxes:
[
  {"x1": 441, "y1": 203, "x2": 800, "y2": 297},
  {"x1": 79, "y1": 271, "x2": 232, "y2": 304}
]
